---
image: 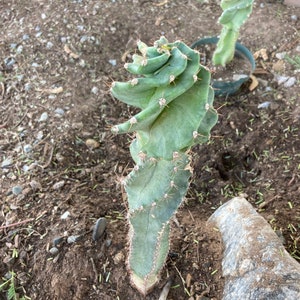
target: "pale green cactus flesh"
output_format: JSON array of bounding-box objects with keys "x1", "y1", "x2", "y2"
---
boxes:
[
  {"x1": 111, "y1": 37, "x2": 218, "y2": 295},
  {"x1": 212, "y1": 0, "x2": 254, "y2": 66}
]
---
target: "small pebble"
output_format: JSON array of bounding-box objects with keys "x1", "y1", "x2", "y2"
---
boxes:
[
  {"x1": 258, "y1": 101, "x2": 271, "y2": 109},
  {"x1": 1, "y1": 157, "x2": 13, "y2": 168},
  {"x1": 92, "y1": 217, "x2": 107, "y2": 241},
  {"x1": 23, "y1": 144, "x2": 33, "y2": 153},
  {"x1": 29, "y1": 180, "x2": 42, "y2": 191},
  {"x1": 41, "y1": 13, "x2": 46, "y2": 19},
  {"x1": 4, "y1": 57, "x2": 16, "y2": 68},
  {"x1": 53, "y1": 180, "x2": 65, "y2": 190},
  {"x1": 23, "y1": 34, "x2": 30, "y2": 40},
  {"x1": 91, "y1": 86, "x2": 99, "y2": 94},
  {"x1": 275, "y1": 52, "x2": 286, "y2": 60},
  {"x1": 10, "y1": 43, "x2": 17, "y2": 49},
  {"x1": 108, "y1": 59, "x2": 117, "y2": 66},
  {"x1": 16, "y1": 74, "x2": 24, "y2": 81},
  {"x1": 12, "y1": 186, "x2": 23, "y2": 195},
  {"x1": 60, "y1": 211, "x2": 71, "y2": 220},
  {"x1": 24, "y1": 83, "x2": 32, "y2": 91},
  {"x1": 53, "y1": 237, "x2": 65, "y2": 247},
  {"x1": 60, "y1": 36, "x2": 67, "y2": 43},
  {"x1": 49, "y1": 247, "x2": 59, "y2": 255},
  {"x1": 38, "y1": 112, "x2": 48, "y2": 122},
  {"x1": 276, "y1": 75, "x2": 289, "y2": 85},
  {"x1": 67, "y1": 235, "x2": 81, "y2": 244},
  {"x1": 22, "y1": 165, "x2": 30, "y2": 172},
  {"x1": 85, "y1": 138, "x2": 100, "y2": 149},
  {"x1": 16, "y1": 45, "x2": 23, "y2": 54},
  {"x1": 36, "y1": 130, "x2": 44, "y2": 140},
  {"x1": 291, "y1": 15, "x2": 298, "y2": 21},
  {"x1": 46, "y1": 41, "x2": 54, "y2": 49},
  {"x1": 80, "y1": 35, "x2": 88, "y2": 43},
  {"x1": 105, "y1": 239, "x2": 112, "y2": 247},
  {"x1": 31, "y1": 62, "x2": 40, "y2": 68},
  {"x1": 54, "y1": 108, "x2": 65, "y2": 116},
  {"x1": 284, "y1": 76, "x2": 296, "y2": 88}
]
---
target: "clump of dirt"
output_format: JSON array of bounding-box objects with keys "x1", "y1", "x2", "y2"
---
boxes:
[{"x1": 1, "y1": 1, "x2": 300, "y2": 300}]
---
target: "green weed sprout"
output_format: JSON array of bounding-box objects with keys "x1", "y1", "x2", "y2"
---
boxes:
[
  {"x1": 111, "y1": 37, "x2": 218, "y2": 295},
  {"x1": 212, "y1": 0, "x2": 254, "y2": 66}
]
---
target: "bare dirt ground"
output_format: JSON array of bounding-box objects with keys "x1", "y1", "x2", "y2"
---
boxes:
[{"x1": 0, "y1": 1, "x2": 300, "y2": 299}]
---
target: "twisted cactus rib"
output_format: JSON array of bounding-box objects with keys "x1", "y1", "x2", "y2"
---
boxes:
[
  {"x1": 111, "y1": 37, "x2": 218, "y2": 295},
  {"x1": 212, "y1": 0, "x2": 254, "y2": 66}
]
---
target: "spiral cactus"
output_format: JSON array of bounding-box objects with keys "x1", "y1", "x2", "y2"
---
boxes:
[
  {"x1": 213, "y1": 0, "x2": 254, "y2": 66},
  {"x1": 111, "y1": 37, "x2": 218, "y2": 295}
]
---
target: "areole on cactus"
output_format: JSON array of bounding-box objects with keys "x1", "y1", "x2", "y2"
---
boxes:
[{"x1": 111, "y1": 37, "x2": 218, "y2": 295}]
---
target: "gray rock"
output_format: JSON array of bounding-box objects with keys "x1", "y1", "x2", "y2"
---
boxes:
[
  {"x1": 49, "y1": 247, "x2": 59, "y2": 255},
  {"x1": 92, "y1": 217, "x2": 107, "y2": 241},
  {"x1": 54, "y1": 108, "x2": 65, "y2": 116},
  {"x1": 52, "y1": 180, "x2": 65, "y2": 190},
  {"x1": 208, "y1": 197, "x2": 300, "y2": 300},
  {"x1": 67, "y1": 235, "x2": 81, "y2": 244},
  {"x1": 60, "y1": 211, "x2": 70, "y2": 220},
  {"x1": 12, "y1": 186, "x2": 23, "y2": 195},
  {"x1": 1, "y1": 157, "x2": 13, "y2": 168},
  {"x1": 53, "y1": 237, "x2": 64, "y2": 247},
  {"x1": 38, "y1": 112, "x2": 48, "y2": 122},
  {"x1": 23, "y1": 144, "x2": 33, "y2": 153}
]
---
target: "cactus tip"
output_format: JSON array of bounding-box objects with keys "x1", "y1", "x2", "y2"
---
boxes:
[{"x1": 130, "y1": 272, "x2": 159, "y2": 296}]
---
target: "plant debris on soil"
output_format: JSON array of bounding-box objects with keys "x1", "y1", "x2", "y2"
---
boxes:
[{"x1": 0, "y1": 1, "x2": 300, "y2": 299}]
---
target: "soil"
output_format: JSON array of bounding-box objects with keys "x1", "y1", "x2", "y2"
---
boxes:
[{"x1": 0, "y1": 1, "x2": 300, "y2": 300}]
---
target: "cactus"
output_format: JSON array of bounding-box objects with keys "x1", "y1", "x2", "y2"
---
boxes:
[
  {"x1": 111, "y1": 37, "x2": 218, "y2": 295},
  {"x1": 212, "y1": 0, "x2": 254, "y2": 66}
]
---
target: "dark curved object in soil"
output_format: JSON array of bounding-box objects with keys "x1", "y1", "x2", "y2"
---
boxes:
[
  {"x1": 191, "y1": 37, "x2": 255, "y2": 97},
  {"x1": 208, "y1": 197, "x2": 300, "y2": 300}
]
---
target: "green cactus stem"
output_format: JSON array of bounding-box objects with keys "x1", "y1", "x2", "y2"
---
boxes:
[
  {"x1": 111, "y1": 37, "x2": 218, "y2": 295},
  {"x1": 212, "y1": 0, "x2": 254, "y2": 66}
]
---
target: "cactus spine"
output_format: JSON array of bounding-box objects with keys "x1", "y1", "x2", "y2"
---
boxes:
[
  {"x1": 212, "y1": 0, "x2": 254, "y2": 66},
  {"x1": 111, "y1": 37, "x2": 218, "y2": 295}
]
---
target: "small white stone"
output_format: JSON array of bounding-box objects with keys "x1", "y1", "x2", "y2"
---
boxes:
[
  {"x1": 60, "y1": 211, "x2": 71, "y2": 220},
  {"x1": 284, "y1": 77, "x2": 296, "y2": 88},
  {"x1": 108, "y1": 59, "x2": 117, "y2": 66},
  {"x1": 91, "y1": 86, "x2": 99, "y2": 94},
  {"x1": 38, "y1": 112, "x2": 48, "y2": 122},
  {"x1": 53, "y1": 180, "x2": 65, "y2": 190},
  {"x1": 275, "y1": 52, "x2": 286, "y2": 60}
]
